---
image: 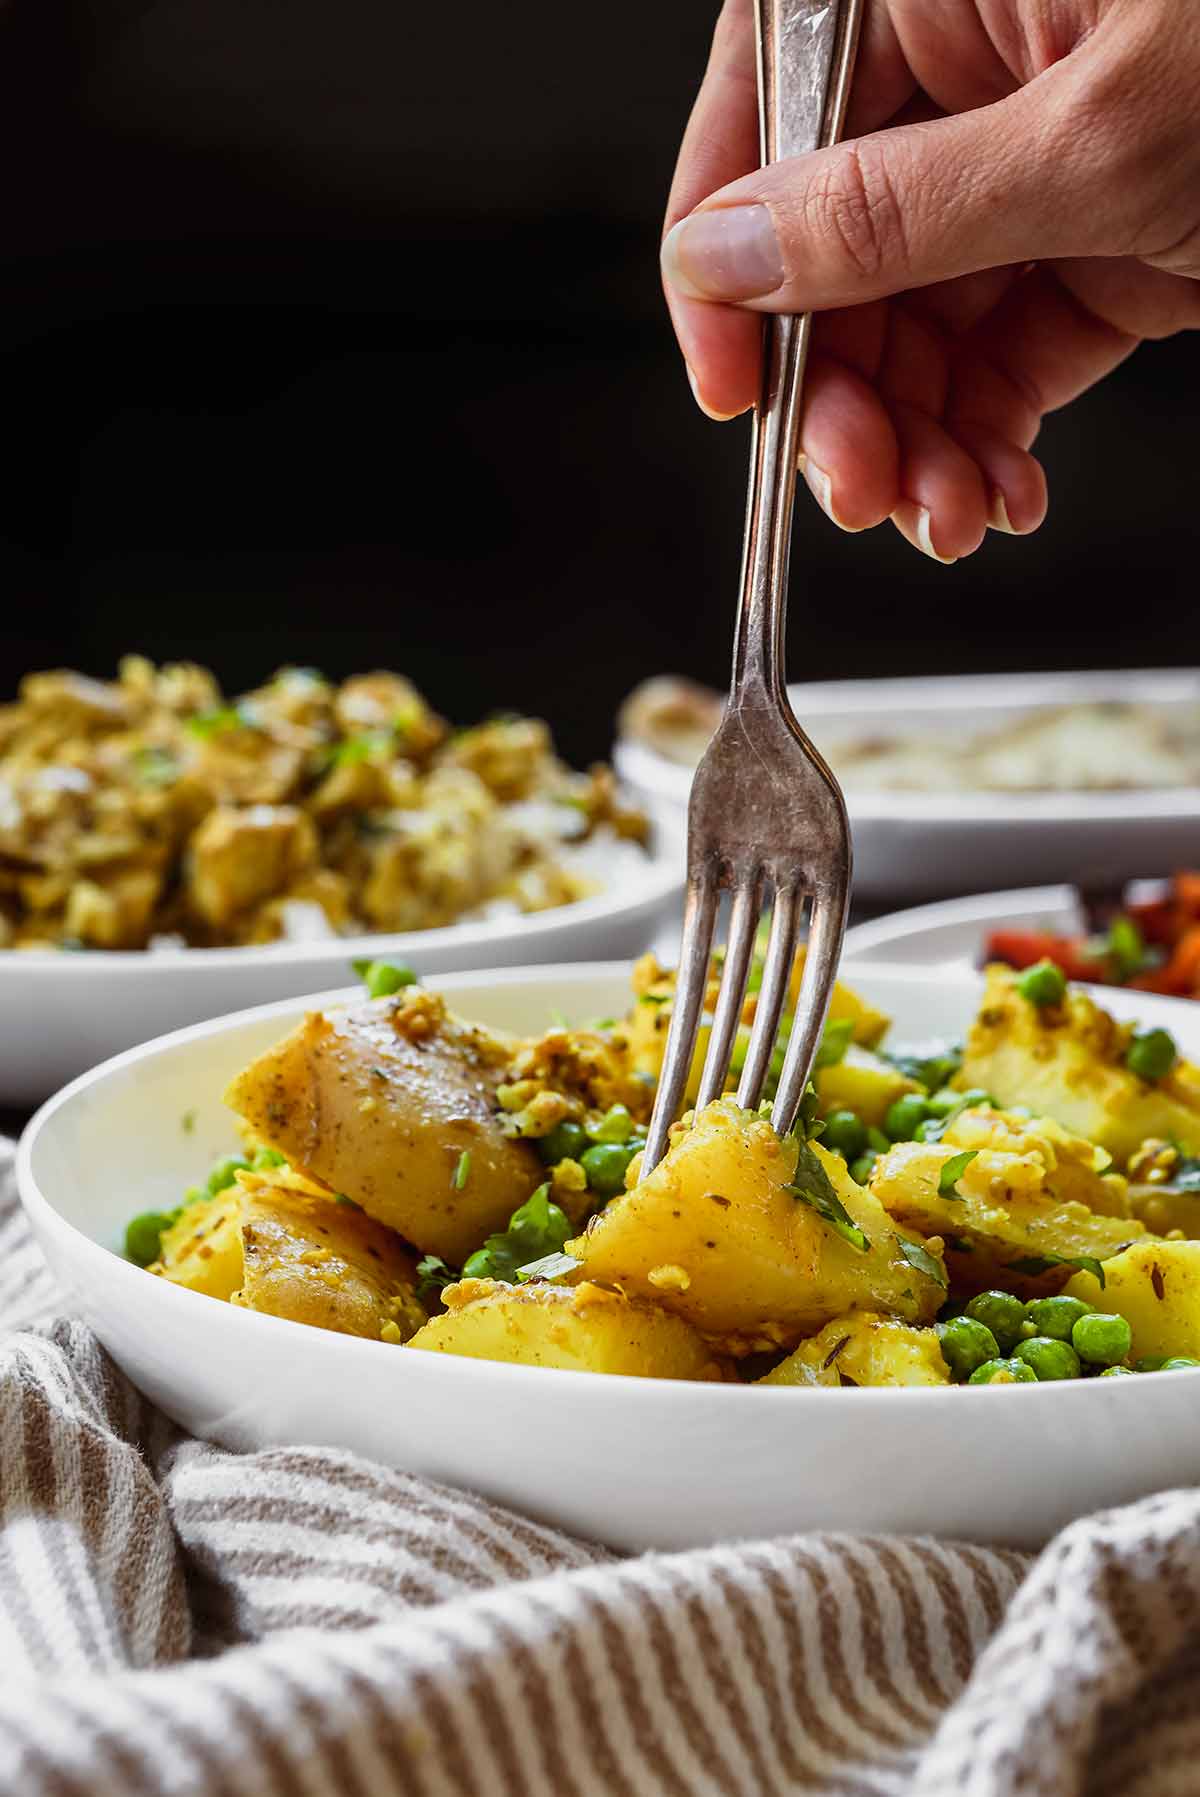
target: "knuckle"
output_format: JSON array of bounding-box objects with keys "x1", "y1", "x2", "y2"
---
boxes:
[{"x1": 804, "y1": 139, "x2": 910, "y2": 287}]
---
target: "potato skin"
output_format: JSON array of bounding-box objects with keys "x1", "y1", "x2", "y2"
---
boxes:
[
  {"x1": 235, "y1": 1177, "x2": 426, "y2": 1340},
  {"x1": 224, "y1": 987, "x2": 543, "y2": 1262},
  {"x1": 960, "y1": 966, "x2": 1200, "y2": 1162},
  {"x1": 1064, "y1": 1242, "x2": 1200, "y2": 1362},
  {"x1": 406, "y1": 1278, "x2": 728, "y2": 1380},
  {"x1": 155, "y1": 1172, "x2": 426, "y2": 1340},
  {"x1": 761, "y1": 1313, "x2": 950, "y2": 1388},
  {"x1": 572, "y1": 1099, "x2": 944, "y2": 1352}
]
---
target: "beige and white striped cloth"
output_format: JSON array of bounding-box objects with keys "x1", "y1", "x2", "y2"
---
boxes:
[{"x1": 4, "y1": 1136, "x2": 1200, "y2": 1797}]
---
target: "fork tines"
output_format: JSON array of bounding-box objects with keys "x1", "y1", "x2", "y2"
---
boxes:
[{"x1": 641, "y1": 868, "x2": 849, "y2": 1173}]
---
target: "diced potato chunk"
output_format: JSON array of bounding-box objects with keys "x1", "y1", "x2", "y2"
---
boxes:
[
  {"x1": 816, "y1": 1045, "x2": 921, "y2": 1128},
  {"x1": 406, "y1": 1278, "x2": 727, "y2": 1379},
  {"x1": 960, "y1": 966, "x2": 1200, "y2": 1163},
  {"x1": 155, "y1": 1191, "x2": 245, "y2": 1300},
  {"x1": 224, "y1": 987, "x2": 543, "y2": 1263},
  {"x1": 1063, "y1": 1242, "x2": 1200, "y2": 1362},
  {"x1": 573, "y1": 1099, "x2": 944, "y2": 1352},
  {"x1": 155, "y1": 1173, "x2": 426, "y2": 1340},
  {"x1": 623, "y1": 955, "x2": 890, "y2": 1100},
  {"x1": 790, "y1": 949, "x2": 889, "y2": 1049},
  {"x1": 761, "y1": 1313, "x2": 950, "y2": 1388},
  {"x1": 871, "y1": 1125, "x2": 1144, "y2": 1296},
  {"x1": 187, "y1": 804, "x2": 317, "y2": 929},
  {"x1": 940, "y1": 1108, "x2": 1131, "y2": 1218}
]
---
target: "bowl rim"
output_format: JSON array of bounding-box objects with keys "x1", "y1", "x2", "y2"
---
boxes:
[
  {"x1": 615, "y1": 667, "x2": 1200, "y2": 824},
  {"x1": 18, "y1": 956, "x2": 1200, "y2": 1410},
  {"x1": 844, "y1": 884, "x2": 1082, "y2": 960}
]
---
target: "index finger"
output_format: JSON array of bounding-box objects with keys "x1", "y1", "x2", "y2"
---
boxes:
[{"x1": 664, "y1": 0, "x2": 917, "y2": 421}]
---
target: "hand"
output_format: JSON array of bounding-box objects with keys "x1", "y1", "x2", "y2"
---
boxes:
[{"x1": 661, "y1": 0, "x2": 1200, "y2": 561}]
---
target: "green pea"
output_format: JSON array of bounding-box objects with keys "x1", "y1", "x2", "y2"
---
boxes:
[
  {"x1": 1099, "y1": 1365, "x2": 1136, "y2": 1377},
  {"x1": 1125, "y1": 1028, "x2": 1178, "y2": 1082},
  {"x1": 360, "y1": 959, "x2": 418, "y2": 999},
  {"x1": 1025, "y1": 1296, "x2": 1092, "y2": 1342},
  {"x1": 964, "y1": 1290, "x2": 1028, "y2": 1355},
  {"x1": 125, "y1": 1209, "x2": 181, "y2": 1267},
  {"x1": 926, "y1": 1088, "x2": 963, "y2": 1119},
  {"x1": 206, "y1": 1155, "x2": 250, "y2": 1196},
  {"x1": 956, "y1": 1088, "x2": 993, "y2": 1110},
  {"x1": 1014, "y1": 1336, "x2": 1081, "y2": 1381},
  {"x1": 537, "y1": 1120, "x2": 589, "y2": 1165},
  {"x1": 848, "y1": 1152, "x2": 878, "y2": 1187},
  {"x1": 884, "y1": 1094, "x2": 931, "y2": 1142},
  {"x1": 1071, "y1": 1312, "x2": 1133, "y2": 1368},
  {"x1": 1135, "y1": 1356, "x2": 1166, "y2": 1373},
  {"x1": 968, "y1": 1357, "x2": 1037, "y2": 1385},
  {"x1": 580, "y1": 1142, "x2": 637, "y2": 1198},
  {"x1": 1016, "y1": 959, "x2": 1067, "y2": 1006},
  {"x1": 589, "y1": 1104, "x2": 635, "y2": 1145},
  {"x1": 252, "y1": 1147, "x2": 287, "y2": 1170},
  {"x1": 913, "y1": 1117, "x2": 945, "y2": 1143},
  {"x1": 1162, "y1": 1356, "x2": 1200, "y2": 1371},
  {"x1": 936, "y1": 1316, "x2": 1000, "y2": 1381},
  {"x1": 461, "y1": 1248, "x2": 496, "y2": 1279},
  {"x1": 865, "y1": 1126, "x2": 890, "y2": 1154},
  {"x1": 821, "y1": 1111, "x2": 868, "y2": 1161}
]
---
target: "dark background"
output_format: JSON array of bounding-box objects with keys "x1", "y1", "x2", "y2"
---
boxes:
[{"x1": 1, "y1": 0, "x2": 1197, "y2": 767}]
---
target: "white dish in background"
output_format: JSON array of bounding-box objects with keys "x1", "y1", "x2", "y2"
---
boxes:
[
  {"x1": 845, "y1": 885, "x2": 1085, "y2": 969},
  {"x1": 19, "y1": 959, "x2": 1200, "y2": 1555},
  {"x1": 615, "y1": 669, "x2": 1200, "y2": 901},
  {"x1": 0, "y1": 817, "x2": 683, "y2": 1105}
]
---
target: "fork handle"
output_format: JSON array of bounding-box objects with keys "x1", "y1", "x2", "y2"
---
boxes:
[{"x1": 729, "y1": 0, "x2": 865, "y2": 704}]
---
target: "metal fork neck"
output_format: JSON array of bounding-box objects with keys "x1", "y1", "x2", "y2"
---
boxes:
[{"x1": 728, "y1": 0, "x2": 862, "y2": 710}]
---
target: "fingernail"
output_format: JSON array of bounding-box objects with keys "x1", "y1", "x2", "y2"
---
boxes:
[
  {"x1": 988, "y1": 491, "x2": 1017, "y2": 533},
  {"x1": 686, "y1": 363, "x2": 741, "y2": 422},
  {"x1": 801, "y1": 456, "x2": 864, "y2": 533},
  {"x1": 892, "y1": 502, "x2": 957, "y2": 565},
  {"x1": 661, "y1": 206, "x2": 785, "y2": 301}
]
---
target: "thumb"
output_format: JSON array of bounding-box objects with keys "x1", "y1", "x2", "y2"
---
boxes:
[{"x1": 661, "y1": 61, "x2": 1121, "y2": 312}]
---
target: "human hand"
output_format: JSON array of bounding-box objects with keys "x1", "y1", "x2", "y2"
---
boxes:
[{"x1": 661, "y1": 0, "x2": 1200, "y2": 560}]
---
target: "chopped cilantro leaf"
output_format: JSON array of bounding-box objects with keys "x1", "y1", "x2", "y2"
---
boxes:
[
  {"x1": 938, "y1": 1149, "x2": 978, "y2": 1199},
  {"x1": 787, "y1": 1143, "x2": 869, "y2": 1253}
]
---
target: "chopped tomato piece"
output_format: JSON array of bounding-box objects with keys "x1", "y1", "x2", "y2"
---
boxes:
[{"x1": 984, "y1": 930, "x2": 1105, "y2": 983}]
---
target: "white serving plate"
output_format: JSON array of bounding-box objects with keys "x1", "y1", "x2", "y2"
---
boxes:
[
  {"x1": 0, "y1": 816, "x2": 683, "y2": 1105},
  {"x1": 19, "y1": 960, "x2": 1200, "y2": 1555},
  {"x1": 615, "y1": 669, "x2": 1200, "y2": 901},
  {"x1": 845, "y1": 885, "x2": 1084, "y2": 969}
]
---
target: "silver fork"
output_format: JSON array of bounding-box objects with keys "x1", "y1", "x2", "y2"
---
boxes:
[{"x1": 642, "y1": 0, "x2": 862, "y2": 1171}]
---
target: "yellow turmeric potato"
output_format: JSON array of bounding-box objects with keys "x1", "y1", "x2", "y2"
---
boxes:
[
  {"x1": 1063, "y1": 1242, "x2": 1200, "y2": 1362},
  {"x1": 155, "y1": 1191, "x2": 245, "y2": 1301},
  {"x1": 154, "y1": 1172, "x2": 426, "y2": 1340},
  {"x1": 761, "y1": 1312, "x2": 951, "y2": 1388},
  {"x1": 814, "y1": 1046, "x2": 922, "y2": 1129},
  {"x1": 224, "y1": 986, "x2": 543, "y2": 1262},
  {"x1": 572, "y1": 1098, "x2": 944, "y2": 1352},
  {"x1": 623, "y1": 954, "x2": 890, "y2": 1100},
  {"x1": 959, "y1": 966, "x2": 1200, "y2": 1163},
  {"x1": 939, "y1": 1107, "x2": 1131, "y2": 1218},
  {"x1": 406, "y1": 1278, "x2": 727, "y2": 1379},
  {"x1": 870, "y1": 1127, "x2": 1144, "y2": 1296}
]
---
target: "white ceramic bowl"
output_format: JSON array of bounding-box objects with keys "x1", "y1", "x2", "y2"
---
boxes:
[
  {"x1": 0, "y1": 817, "x2": 683, "y2": 1105},
  {"x1": 19, "y1": 960, "x2": 1200, "y2": 1554},
  {"x1": 845, "y1": 885, "x2": 1085, "y2": 969},
  {"x1": 615, "y1": 669, "x2": 1200, "y2": 901}
]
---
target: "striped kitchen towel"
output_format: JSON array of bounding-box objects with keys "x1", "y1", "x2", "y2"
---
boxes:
[{"x1": 3, "y1": 1135, "x2": 1199, "y2": 1797}]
